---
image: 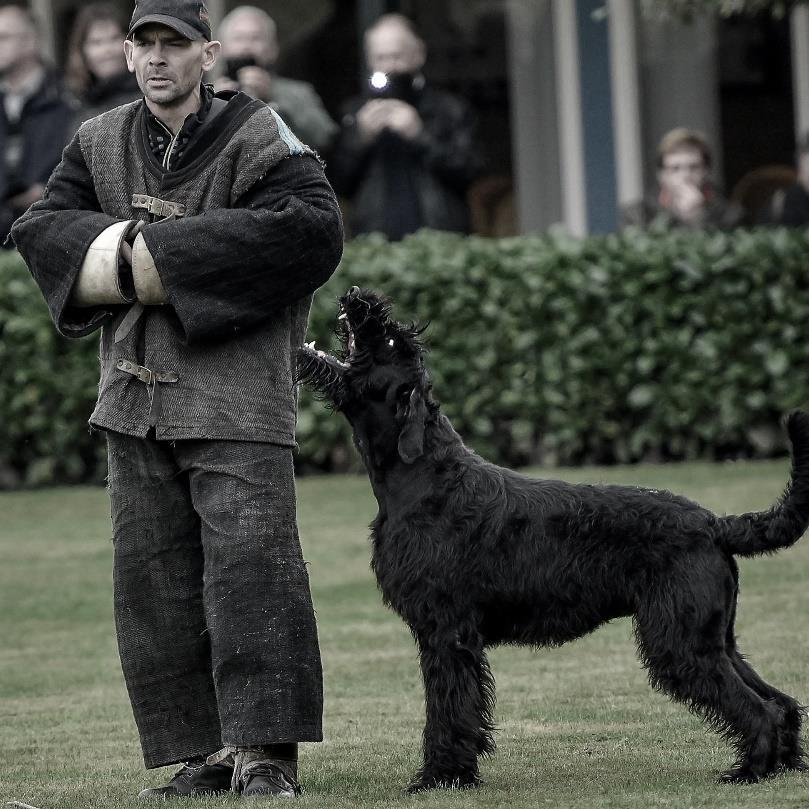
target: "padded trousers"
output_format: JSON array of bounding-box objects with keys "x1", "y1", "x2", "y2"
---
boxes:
[{"x1": 106, "y1": 431, "x2": 323, "y2": 768}]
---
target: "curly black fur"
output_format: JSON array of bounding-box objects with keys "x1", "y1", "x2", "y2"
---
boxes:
[{"x1": 297, "y1": 286, "x2": 809, "y2": 791}]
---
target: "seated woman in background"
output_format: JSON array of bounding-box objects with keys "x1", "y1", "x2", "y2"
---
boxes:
[
  {"x1": 65, "y1": 3, "x2": 140, "y2": 126},
  {"x1": 622, "y1": 128, "x2": 742, "y2": 230}
]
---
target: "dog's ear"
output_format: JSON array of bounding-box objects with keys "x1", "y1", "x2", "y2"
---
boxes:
[{"x1": 397, "y1": 385, "x2": 427, "y2": 464}]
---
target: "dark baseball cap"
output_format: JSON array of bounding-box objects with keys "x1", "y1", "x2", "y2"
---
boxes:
[{"x1": 128, "y1": 0, "x2": 212, "y2": 41}]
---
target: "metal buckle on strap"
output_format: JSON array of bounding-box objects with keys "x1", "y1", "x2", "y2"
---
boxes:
[
  {"x1": 131, "y1": 194, "x2": 186, "y2": 218},
  {"x1": 116, "y1": 359, "x2": 179, "y2": 384},
  {"x1": 116, "y1": 360, "x2": 179, "y2": 428}
]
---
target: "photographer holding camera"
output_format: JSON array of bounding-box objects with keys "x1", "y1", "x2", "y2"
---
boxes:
[
  {"x1": 331, "y1": 14, "x2": 482, "y2": 240},
  {"x1": 216, "y1": 5, "x2": 336, "y2": 154}
]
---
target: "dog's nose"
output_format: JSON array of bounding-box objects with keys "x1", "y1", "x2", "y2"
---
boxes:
[{"x1": 347, "y1": 286, "x2": 360, "y2": 300}]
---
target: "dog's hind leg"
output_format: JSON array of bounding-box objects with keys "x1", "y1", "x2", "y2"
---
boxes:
[
  {"x1": 408, "y1": 623, "x2": 496, "y2": 792},
  {"x1": 722, "y1": 568, "x2": 806, "y2": 772},
  {"x1": 638, "y1": 629, "x2": 783, "y2": 781},
  {"x1": 635, "y1": 576, "x2": 783, "y2": 783},
  {"x1": 727, "y1": 649, "x2": 806, "y2": 773},
  {"x1": 697, "y1": 659, "x2": 783, "y2": 783}
]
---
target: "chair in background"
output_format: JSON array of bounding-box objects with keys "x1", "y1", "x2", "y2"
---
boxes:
[{"x1": 730, "y1": 164, "x2": 796, "y2": 224}]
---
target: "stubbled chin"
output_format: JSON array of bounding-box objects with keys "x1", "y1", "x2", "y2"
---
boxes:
[{"x1": 141, "y1": 81, "x2": 199, "y2": 109}]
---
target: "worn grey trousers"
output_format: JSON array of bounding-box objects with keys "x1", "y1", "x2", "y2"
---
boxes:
[{"x1": 106, "y1": 432, "x2": 323, "y2": 769}]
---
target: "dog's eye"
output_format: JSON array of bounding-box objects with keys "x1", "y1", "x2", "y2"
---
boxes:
[{"x1": 387, "y1": 338, "x2": 395, "y2": 348}]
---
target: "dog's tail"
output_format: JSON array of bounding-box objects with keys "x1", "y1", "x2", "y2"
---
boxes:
[{"x1": 718, "y1": 410, "x2": 809, "y2": 557}]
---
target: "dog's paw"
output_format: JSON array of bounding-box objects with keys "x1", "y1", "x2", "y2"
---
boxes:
[
  {"x1": 777, "y1": 755, "x2": 809, "y2": 773},
  {"x1": 718, "y1": 765, "x2": 761, "y2": 784}
]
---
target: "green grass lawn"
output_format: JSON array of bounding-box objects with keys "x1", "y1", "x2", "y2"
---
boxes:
[{"x1": 1, "y1": 459, "x2": 808, "y2": 808}]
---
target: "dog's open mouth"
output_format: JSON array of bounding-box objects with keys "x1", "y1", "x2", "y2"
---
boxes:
[
  {"x1": 298, "y1": 298, "x2": 355, "y2": 375},
  {"x1": 338, "y1": 308, "x2": 356, "y2": 357},
  {"x1": 299, "y1": 287, "x2": 385, "y2": 378}
]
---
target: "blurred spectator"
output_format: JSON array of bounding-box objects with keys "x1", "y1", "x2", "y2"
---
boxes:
[
  {"x1": 622, "y1": 128, "x2": 742, "y2": 230},
  {"x1": 767, "y1": 133, "x2": 809, "y2": 225},
  {"x1": 0, "y1": 3, "x2": 75, "y2": 243},
  {"x1": 216, "y1": 5, "x2": 337, "y2": 154},
  {"x1": 330, "y1": 14, "x2": 482, "y2": 240},
  {"x1": 65, "y1": 3, "x2": 139, "y2": 125}
]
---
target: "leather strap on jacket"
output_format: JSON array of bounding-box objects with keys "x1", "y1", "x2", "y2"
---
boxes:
[
  {"x1": 116, "y1": 359, "x2": 179, "y2": 427},
  {"x1": 131, "y1": 194, "x2": 186, "y2": 218},
  {"x1": 116, "y1": 359, "x2": 179, "y2": 385}
]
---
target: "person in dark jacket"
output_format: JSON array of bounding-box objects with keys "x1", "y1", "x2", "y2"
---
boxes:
[
  {"x1": 11, "y1": 0, "x2": 343, "y2": 800},
  {"x1": 0, "y1": 3, "x2": 76, "y2": 242},
  {"x1": 330, "y1": 13, "x2": 482, "y2": 240},
  {"x1": 65, "y1": 3, "x2": 141, "y2": 126}
]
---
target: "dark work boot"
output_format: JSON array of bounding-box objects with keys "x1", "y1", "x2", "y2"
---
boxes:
[
  {"x1": 231, "y1": 745, "x2": 301, "y2": 799},
  {"x1": 137, "y1": 758, "x2": 233, "y2": 799}
]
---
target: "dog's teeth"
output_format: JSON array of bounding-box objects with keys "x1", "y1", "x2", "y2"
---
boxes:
[
  {"x1": 338, "y1": 312, "x2": 348, "y2": 320},
  {"x1": 305, "y1": 341, "x2": 316, "y2": 349}
]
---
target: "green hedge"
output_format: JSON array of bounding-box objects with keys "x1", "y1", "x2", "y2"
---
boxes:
[
  {"x1": 0, "y1": 254, "x2": 105, "y2": 486},
  {"x1": 299, "y1": 227, "x2": 809, "y2": 469},
  {"x1": 2, "y1": 227, "x2": 809, "y2": 485}
]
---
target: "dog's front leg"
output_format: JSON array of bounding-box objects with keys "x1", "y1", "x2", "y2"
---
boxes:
[{"x1": 408, "y1": 626, "x2": 496, "y2": 792}]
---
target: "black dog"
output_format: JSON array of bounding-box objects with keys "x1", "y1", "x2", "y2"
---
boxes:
[{"x1": 298, "y1": 286, "x2": 809, "y2": 791}]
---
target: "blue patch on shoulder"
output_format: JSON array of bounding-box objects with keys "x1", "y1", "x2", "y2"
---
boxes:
[{"x1": 270, "y1": 109, "x2": 308, "y2": 155}]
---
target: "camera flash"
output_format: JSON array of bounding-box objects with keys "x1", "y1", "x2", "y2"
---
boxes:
[{"x1": 370, "y1": 71, "x2": 388, "y2": 90}]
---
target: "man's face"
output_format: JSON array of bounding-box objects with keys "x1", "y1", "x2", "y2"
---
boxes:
[
  {"x1": 365, "y1": 23, "x2": 425, "y2": 75},
  {"x1": 124, "y1": 23, "x2": 216, "y2": 108},
  {"x1": 658, "y1": 147, "x2": 708, "y2": 193},
  {"x1": 220, "y1": 12, "x2": 276, "y2": 66},
  {"x1": 0, "y1": 7, "x2": 38, "y2": 77}
]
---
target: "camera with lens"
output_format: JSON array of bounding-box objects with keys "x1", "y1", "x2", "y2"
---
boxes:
[
  {"x1": 224, "y1": 56, "x2": 259, "y2": 82},
  {"x1": 366, "y1": 71, "x2": 417, "y2": 103}
]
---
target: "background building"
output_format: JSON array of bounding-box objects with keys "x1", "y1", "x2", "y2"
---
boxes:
[{"x1": 29, "y1": 0, "x2": 809, "y2": 235}]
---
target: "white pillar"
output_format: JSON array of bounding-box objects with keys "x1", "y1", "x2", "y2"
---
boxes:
[
  {"x1": 204, "y1": 0, "x2": 225, "y2": 79},
  {"x1": 791, "y1": 5, "x2": 809, "y2": 141},
  {"x1": 506, "y1": 0, "x2": 562, "y2": 233},
  {"x1": 607, "y1": 0, "x2": 643, "y2": 208},
  {"x1": 638, "y1": 13, "x2": 721, "y2": 189},
  {"x1": 552, "y1": 0, "x2": 587, "y2": 236},
  {"x1": 208, "y1": 0, "x2": 226, "y2": 31},
  {"x1": 30, "y1": 0, "x2": 55, "y2": 62}
]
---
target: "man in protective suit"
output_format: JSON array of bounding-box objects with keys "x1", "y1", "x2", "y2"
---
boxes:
[{"x1": 11, "y1": 0, "x2": 343, "y2": 799}]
